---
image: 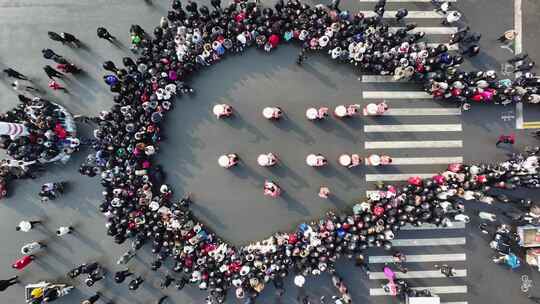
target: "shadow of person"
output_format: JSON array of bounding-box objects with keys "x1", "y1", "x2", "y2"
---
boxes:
[
  {"x1": 273, "y1": 115, "x2": 316, "y2": 144},
  {"x1": 224, "y1": 112, "x2": 269, "y2": 143}
]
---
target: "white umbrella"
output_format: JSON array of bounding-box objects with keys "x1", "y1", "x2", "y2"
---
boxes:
[
  {"x1": 213, "y1": 104, "x2": 225, "y2": 117},
  {"x1": 306, "y1": 154, "x2": 318, "y2": 166},
  {"x1": 257, "y1": 154, "x2": 270, "y2": 166},
  {"x1": 334, "y1": 105, "x2": 347, "y2": 117},
  {"x1": 306, "y1": 108, "x2": 318, "y2": 120},
  {"x1": 339, "y1": 154, "x2": 352, "y2": 166},
  {"x1": 262, "y1": 107, "x2": 275, "y2": 119},
  {"x1": 218, "y1": 155, "x2": 231, "y2": 168}
]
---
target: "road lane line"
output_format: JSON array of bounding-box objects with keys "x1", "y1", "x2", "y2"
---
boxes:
[
  {"x1": 363, "y1": 91, "x2": 432, "y2": 99},
  {"x1": 366, "y1": 173, "x2": 434, "y2": 181},
  {"x1": 391, "y1": 237, "x2": 466, "y2": 247},
  {"x1": 364, "y1": 124, "x2": 462, "y2": 132},
  {"x1": 365, "y1": 140, "x2": 463, "y2": 149},
  {"x1": 370, "y1": 285, "x2": 467, "y2": 296},
  {"x1": 369, "y1": 253, "x2": 467, "y2": 263},
  {"x1": 383, "y1": 108, "x2": 461, "y2": 116},
  {"x1": 359, "y1": 11, "x2": 453, "y2": 18},
  {"x1": 515, "y1": 0, "x2": 523, "y2": 129},
  {"x1": 390, "y1": 27, "x2": 458, "y2": 34},
  {"x1": 364, "y1": 156, "x2": 463, "y2": 165},
  {"x1": 369, "y1": 269, "x2": 467, "y2": 279}
]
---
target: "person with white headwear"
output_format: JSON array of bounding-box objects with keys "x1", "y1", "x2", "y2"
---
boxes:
[
  {"x1": 218, "y1": 153, "x2": 239, "y2": 168},
  {"x1": 306, "y1": 154, "x2": 327, "y2": 167},
  {"x1": 306, "y1": 107, "x2": 329, "y2": 120},
  {"x1": 257, "y1": 153, "x2": 278, "y2": 167},
  {"x1": 262, "y1": 106, "x2": 283, "y2": 119},
  {"x1": 213, "y1": 104, "x2": 233, "y2": 118}
]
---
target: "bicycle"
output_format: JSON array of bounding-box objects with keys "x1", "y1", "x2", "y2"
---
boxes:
[{"x1": 521, "y1": 274, "x2": 533, "y2": 293}]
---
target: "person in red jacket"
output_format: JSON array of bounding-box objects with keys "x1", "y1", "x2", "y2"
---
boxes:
[{"x1": 12, "y1": 255, "x2": 36, "y2": 270}]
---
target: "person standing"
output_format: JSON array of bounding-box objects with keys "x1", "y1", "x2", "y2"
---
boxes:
[
  {"x1": 0, "y1": 276, "x2": 18, "y2": 292},
  {"x1": 81, "y1": 292, "x2": 101, "y2": 304},
  {"x1": 97, "y1": 27, "x2": 115, "y2": 41},
  {"x1": 12, "y1": 255, "x2": 36, "y2": 271},
  {"x1": 498, "y1": 30, "x2": 517, "y2": 43},
  {"x1": 496, "y1": 134, "x2": 515, "y2": 147},
  {"x1": 128, "y1": 276, "x2": 144, "y2": 290},
  {"x1": 56, "y1": 225, "x2": 73, "y2": 236},
  {"x1": 43, "y1": 65, "x2": 64, "y2": 79},
  {"x1": 3, "y1": 68, "x2": 29, "y2": 80},
  {"x1": 114, "y1": 269, "x2": 133, "y2": 283},
  {"x1": 60, "y1": 32, "x2": 80, "y2": 46},
  {"x1": 16, "y1": 220, "x2": 42, "y2": 232},
  {"x1": 395, "y1": 8, "x2": 408, "y2": 22},
  {"x1": 11, "y1": 81, "x2": 40, "y2": 94},
  {"x1": 21, "y1": 241, "x2": 47, "y2": 255},
  {"x1": 48, "y1": 80, "x2": 68, "y2": 92}
]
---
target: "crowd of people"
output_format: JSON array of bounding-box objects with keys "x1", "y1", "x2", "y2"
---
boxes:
[{"x1": 1, "y1": 0, "x2": 540, "y2": 303}]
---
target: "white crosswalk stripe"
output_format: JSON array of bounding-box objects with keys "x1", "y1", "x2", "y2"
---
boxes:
[
  {"x1": 358, "y1": 0, "x2": 457, "y2": 2},
  {"x1": 364, "y1": 124, "x2": 462, "y2": 132},
  {"x1": 369, "y1": 269, "x2": 467, "y2": 279},
  {"x1": 363, "y1": 91, "x2": 433, "y2": 99},
  {"x1": 390, "y1": 27, "x2": 458, "y2": 34},
  {"x1": 369, "y1": 253, "x2": 467, "y2": 264},
  {"x1": 359, "y1": 11, "x2": 452, "y2": 18},
  {"x1": 382, "y1": 108, "x2": 461, "y2": 116},
  {"x1": 365, "y1": 140, "x2": 463, "y2": 149},
  {"x1": 364, "y1": 156, "x2": 463, "y2": 165},
  {"x1": 401, "y1": 222, "x2": 466, "y2": 230},
  {"x1": 370, "y1": 286, "x2": 468, "y2": 296},
  {"x1": 391, "y1": 237, "x2": 466, "y2": 246},
  {"x1": 366, "y1": 173, "x2": 435, "y2": 181}
]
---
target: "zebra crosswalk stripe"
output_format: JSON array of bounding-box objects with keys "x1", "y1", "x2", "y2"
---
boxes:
[
  {"x1": 359, "y1": 11, "x2": 452, "y2": 18},
  {"x1": 363, "y1": 91, "x2": 432, "y2": 99},
  {"x1": 390, "y1": 27, "x2": 458, "y2": 34},
  {"x1": 370, "y1": 285, "x2": 467, "y2": 296},
  {"x1": 369, "y1": 269, "x2": 467, "y2": 279},
  {"x1": 365, "y1": 140, "x2": 463, "y2": 149},
  {"x1": 358, "y1": 0, "x2": 457, "y2": 2},
  {"x1": 366, "y1": 173, "x2": 434, "y2": 181},
  {"x1": 391, "y1": 237, "x2": 466, "y2": 247},
  {"x1": 369, "y1": 253, "x2": 467, "y2": 264},
  {"x1": 364, "y1": 156, "x2": 463, "y2": 165},
  {"x1": 400, "y1": 221, "x2": 466, "y2": 230},
  {"x1": 382, "y1": 108, "x2": 461, "y2": 116},
  {"x1": 364, "y1": 124, "x2": 462, "y2": 132}
]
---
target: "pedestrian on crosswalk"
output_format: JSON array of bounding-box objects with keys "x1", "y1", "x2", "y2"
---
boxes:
[
  {"x1": 395, "y1": 8, "x2": 408, "y2": 22},
  {"x1": 434, "y1": 264, "x2": 456, "y2": 277},
  {"x1": 3, "y1": 68, "x2": 29, "y2": 80},
  {"x1": 498, "y1": 30, "x2": 517, "y2": 44},
  {"x1": 56, "y1": 225, "x2": 73, "y2": 236},
  {"x1": 442, "y1": 11, "x2": 461, "y2": 25}
]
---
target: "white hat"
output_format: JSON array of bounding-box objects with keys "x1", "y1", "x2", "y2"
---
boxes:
[{"x1": 294, "y1": 274, "x2": 305, "y2": 287}]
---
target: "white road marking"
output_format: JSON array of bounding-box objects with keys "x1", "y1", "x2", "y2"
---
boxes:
[
  {"x1": 364, "y1": 156, "x2": 463, "y2": 165},
  {"x1": 391, "y1": 237, "x2": 466, "y2": 247},
  {"x1": 370, "y1": 285, "x2": 467, "y2": 296},
  {"x1": 369, "y1": 269, "x2": 467, "y2": 279},
  {"x1": 401, "y1": 221, "x2": 466, "y2": 230},
  {"x1": 359, "y1": 11, "x2": 453, "y2": 18},
  {"x1": 358, "y1": 0, "x2": 457, "y2": 2},
  {"x1": 365, "y1": 140, "x2": 463, "y2": 149},
  {"x1": 369, "y1": 253, "x2": 467, "y2": 263},
  {"x1": 364, "y1": 124, "x2": 462, "y2": 132},
  {"x1": 390, "y1": 27, "x2": 458, "y2": 34},
  {"x1": 515, "y1": 0, "x2": 524, "y2": 129},
  {"x1": 363, "y1": 91, "x2": 432, "y2": 99},
  {"x1": 383, "y1": 108, "x2": 462, "y2": 116},
  {"x1": 516, "y1": 102, "x2": 524, "y2": 129},
  {"x1": 366, "y1": 173, "x2": 434, "y2": 181}
]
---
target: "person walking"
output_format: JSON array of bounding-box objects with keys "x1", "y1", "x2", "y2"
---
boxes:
[
  {"x1": 44, "y1": 65, "x2": 64, "y2": 79},
  {"x1": 496, "y1": 134, "x2": 515, "y2": 147},
  {"x1": 47, "y1": 31, "x2": 65, "y2": 43},
  {"x1": 128, "y1": 276, "x2": 144, "y2": 290},
  {"x1": 434, "y1": 264, "x2": 456, "y2": 277},
  {"x1": 60, "y1": 32, "x2": 80, "y2": 47},
  {"x1": 81, "y1": 292, "x2": 101, "y2": 304},
  {"x1": 97, "y1": 27, "x2": 115, "y2": 41},
  {"x1": 21, "y1": 241, "x2": 47, "y2": 255},
  {"x1": 460, "y1": 44, "x2": 480, "y2": 57},
  {"x1": 12, "y1": 255, "x2": 36, "y2": 271},
  {"x1": 0, "y1": 276, "x2": 18, "y2": 292},
  {"x1": 442, "y1": 11, "x2": 461, "y2": 25},
  {"x1": 16, "y1": 220, "x2": 42, "y2": 232},
  {"x1": 3, "y1": 68, "x2": 29, "y2": 80},
  {"x1": 48, "y1": 80, "x2": 68, "y2": 93},
  {"x1": 114, "y1": 269, "x2": 133, "y2": 283},
  {"x1": 56, "y1": 225, "x2": 73, "y2": 236}
]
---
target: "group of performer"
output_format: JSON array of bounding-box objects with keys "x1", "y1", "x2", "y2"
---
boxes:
[{"x1": 212, "y1": 101, "x2": 389, "y2": 120}]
